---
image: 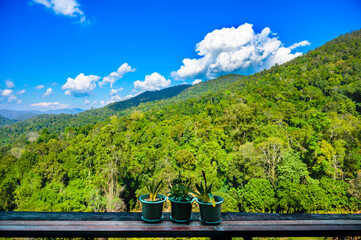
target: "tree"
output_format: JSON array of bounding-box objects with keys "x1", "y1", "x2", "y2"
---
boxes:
[
  {"x1": 238, "y1": 178, "x2": 276, "y2": 212},
  {"x1": 257, "y1": 137, "x2": 286, "y2": 186},
  {"x1": 277, "y1": 151, "x2": 309, "y2": 184}
]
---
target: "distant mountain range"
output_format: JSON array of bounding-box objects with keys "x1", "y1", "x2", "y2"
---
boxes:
[
  {"x1": 108, "y1": 84, "x2": 192, "y2": 111},
  {"x1": 0, "y1": 108, "x2": 84, "y2": 121}
]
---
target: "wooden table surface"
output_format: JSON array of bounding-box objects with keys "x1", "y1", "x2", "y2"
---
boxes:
[{"x1": 0, "y1": 212, "x2": 360, "y2": 239}]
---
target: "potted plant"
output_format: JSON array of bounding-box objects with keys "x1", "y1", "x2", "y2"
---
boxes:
[
  {"x1": 139, "y1": 179, "x2": 166, "y2": 222},
  {"x1": 168, "y1": 172, "x2": 195, "y2": 223},
  {"x1": 193, "y1": 170, "x2": 224, "y2": 224}
]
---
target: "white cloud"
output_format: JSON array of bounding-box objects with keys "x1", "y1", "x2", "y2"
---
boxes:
[
  {"x1": 42, "y1": 88, "x2": 53, "y2": 98},
  {"x1": 134, "y1": 72, "x2": 171, "y2": 91},
  {"x1": 192, "y1": 79, "x2": 202, "y2": 85},
  {"x1": 289, "y1": 40, "x2": 310, "y2": 50},
  {"x1": 1, "y1": 89, "x2": 13, "y2": 96},
  {"x1": 7, "y1": 95, "x2": 22, "y2": 104},
  {"x1": 108, "y1": 95, "x2": 123, "y2": 103},
  {"x1": 106, "y1": 93, "x2": 137, "y2": 105},
  {"x1": 62, "y1": 73, "x2": 100, "y2": 97},
  {"x1": 5, "y1": 79, "x2": 15, "y2": 88},
  {"x1": 110, "y1": 87, "x2": 124, "y2": 96},
  {"x1": 16, "y1": 89, "x2": 26, "y2": 95},
  {"x1": 100, "y1": 63, "x2": 135, "y2": 88},
  {"x1": 84, "y1": 99, "x2": 90, "y2": 104},
  {"x1": 0, "y1": 89, "x2": 22, "y2": 104},
  {"x1": 33, "y1": 0, "x2": 85, "y2": 22},
  {"x1": 100, "y1": 100, "x2": 106, "y2": 106},
  {"x1": 35, "y1": 85, "x2": 45, "y2": 89},
  {"x1": 30, "y1": 101, "x2": 69, "y2": 109},
  {"x1": 171, "y1": 23, "x2": 310, "y2": 80}
]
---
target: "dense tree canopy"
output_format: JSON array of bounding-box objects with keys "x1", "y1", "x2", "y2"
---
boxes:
[{"x1": 1, "y1": 30, "x2": 361, "y2": 213}]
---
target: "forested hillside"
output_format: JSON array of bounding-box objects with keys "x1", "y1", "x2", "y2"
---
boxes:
[
  {"x1": 0, "y1": 115, "x2": 16, "y2": 126},
  {"x1": 1, "y1": 30, "x2": 361, "y2": 213},
  {"x1": 0, "y1": 75, "x2": 239, "y2": 147}
]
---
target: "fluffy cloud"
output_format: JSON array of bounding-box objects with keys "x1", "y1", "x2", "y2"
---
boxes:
[
  {"x1": 0, "y1": 89, "x2": 21, "y2": 104},
  {"x1": 289, "y1": 40, "x2": 311, "y2": 50},
  {"x1": 84, "y1": 99, "x2": 90, "y2": 104},
  {"x1": 171, "y1": 23, "x2": 310, "y2": 80},
  {"x1": 106, "y1": 93, "x2": 137, "y2": 105},
  {"x1": 35, "y1": 85, "x2": 45, "y2": 89},
  {"x1": 42, "y1": 88, "x2": 53, "y2": 98},
  {"x1": 7, "y1": 95, "x2": 22, "y2": 104},
  {"x1": 30, "y1": 102, "x2": 69, "y2": 109},
  {"x1": 110, "y1": 87, "x2": 124, "y2": 96},
  {"x1": 16, "y1": 90, "x2": 26, "y2": 95},
  {"x1": 62, "y1": 73, "x2": 100, "y2": 97},
  {"x1": 5, "y1": 79, "x2": 15, "y2": 88},
  {"x1": 1, "y1": 89, "x2": 13, "y2": 96},
  {"x1": 192, "y1": 79, "x2": 202, "y2": 85},
  {"x1": 33, "y1": 0, "x2": 85, "y2": 22},
  {"x1": 100, "y1": 63, "x2": 135, "y2": 88},
  {"x1": 134, "y1": 72, "x2": 171, "y2": 91}
]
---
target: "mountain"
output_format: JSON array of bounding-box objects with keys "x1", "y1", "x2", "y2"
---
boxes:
[
  {"x1": 0, "y1": 109, "x2": 41, "y2": 121},
  {"x1": 0, "y1": 115, "x2": 17, "y2": 126},
  {"x1": 108, "y1": 84, "x2": 192, "y2": 111},
  {"x1": 0, "y1": 108, "x2": 84, "y2": 121},
  {"x1": 0, "y1": 75, "x2": 242, "y2": 146},
  {"x1": 43, "y1": 108, "x2": 84, "y2": 115},
  {"x1": 1, "y1": 30, "x2": 361, "y2": 213}
]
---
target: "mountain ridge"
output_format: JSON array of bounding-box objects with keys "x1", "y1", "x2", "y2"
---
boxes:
[{"x1": 0, "y1": 108, "x2": 85, "y2": 121}]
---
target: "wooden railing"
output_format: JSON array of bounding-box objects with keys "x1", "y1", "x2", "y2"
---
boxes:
[{"x1": 0, "y1": 211, "x2": 360, "y2": 239}]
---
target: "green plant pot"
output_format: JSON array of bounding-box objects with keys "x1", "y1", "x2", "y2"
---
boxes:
[
  {"x1": 139, "y1": 194, "x2": 166, "y2": 222},
  {"x1": 168, "y1": 195, "x2": 195, "y2": 223},
  {"x1": 196, "y1": 195, "x2": 224, "y2": 224}
]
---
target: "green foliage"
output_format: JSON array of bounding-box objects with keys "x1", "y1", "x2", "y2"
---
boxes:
[
  {"x1": 168, "y1": 172, "x2": 193, "y2": 201},
  {"x1": 0, "y1": 115, "x2": 16, "y2": 126},
  {"x1": 276, "y1": 181, "x2": 329, "y2": 213},
  {"x1": 192, "y1": 170, "x2": 216, "y2": 207},
  {"x1": 277, "y1": 151, "x2": 308, "y2": 184},
  {"x1": 146, "y1": 179, "x2": 163, "y2": 201},
  {"x1": 238, "y1": 178, "x2": 277, "y2": 212}
]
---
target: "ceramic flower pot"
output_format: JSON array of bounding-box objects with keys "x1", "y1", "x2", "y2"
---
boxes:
[
  {"x1": 168, "y1": 195, "x2": 195, "y2": 223},
  {"x1": 196, "y1": 195, "x2": 224, "y2": 224},
  {"x1": 139, "y1": 193, "x2": 167, "y2": 222}
]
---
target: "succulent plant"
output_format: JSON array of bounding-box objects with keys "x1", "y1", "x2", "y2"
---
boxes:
[{"x1": 192, "y1": 170, "x2": 215, "y2": 207}]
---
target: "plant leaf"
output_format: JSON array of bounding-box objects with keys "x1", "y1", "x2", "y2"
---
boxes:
[{"x1": 208, "y1": 193, "x2": 216, "y2": 207}]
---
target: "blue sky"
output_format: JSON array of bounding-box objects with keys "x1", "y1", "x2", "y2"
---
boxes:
[{"x1": 0, "y1": 0, "x2": 360, "y2": 111}]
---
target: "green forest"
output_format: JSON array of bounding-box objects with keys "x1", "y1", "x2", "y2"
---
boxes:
[{"x1": 0, "y1": 30, "x2": 361, "y2": 214}]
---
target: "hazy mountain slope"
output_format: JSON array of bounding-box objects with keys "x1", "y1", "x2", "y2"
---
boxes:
[
  {"x1": 108, "y1": 84, "x2": 192, "y2": 111},
  {"x1": 0, "y1": 109, "x2": 40, "y2": 121},
  {"x1": 0, "y1": 115, "x2": 17, "y2": 126},
  {"x1": 0, "y1": 74, "x2": 244, "y2": 146},
  {"x1": 43, "y1": 108, "x2": 84, "y2": 115}
]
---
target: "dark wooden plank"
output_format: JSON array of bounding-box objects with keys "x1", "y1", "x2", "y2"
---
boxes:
[
  {"x1": 0, "y1": 212, "x2": 360, "y2": 238},
  {"x1": 0, "y1": 211, "x2": 144, "y2": 221},
  {"x1": 2, "y1": 211, "x2": 360, "y2": 221},
  {"x1": 227, "y1": 212, "x2": 361, "y2": 221},
  {"x1": 1, "y1": 219, "x2": 360, "y2": 238}
]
